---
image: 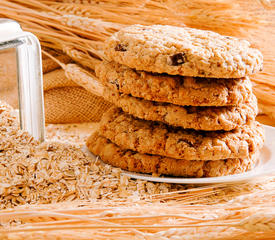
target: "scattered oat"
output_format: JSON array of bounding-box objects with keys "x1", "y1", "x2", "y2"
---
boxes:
[{"x1": 0, "y1": 101, "x2": 189, "y2": 209}]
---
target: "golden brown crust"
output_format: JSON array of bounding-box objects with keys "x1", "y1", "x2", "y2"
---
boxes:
[
  {"x1": 96, "y1": 61, "x2": 253, "y2": 106},
  {"x1": 99, "y1": 107, "x2": 264, "y2": 160},
  {"x1": 86, "y1": 132, "x2": 259, "y2": 177},
  {"x1": 103, "y1": 89, "x2": 258, "y2": 131},
  {"x1": 104, "y1": 25, "x2": 263, "y2": 78}
]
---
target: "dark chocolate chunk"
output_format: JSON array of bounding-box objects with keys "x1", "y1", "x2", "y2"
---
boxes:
[
  {"x1": 110, "y1": 79, "x2": 120, "y2": 90},
  {"x1": 176, "y1": 138, "x2": 195, "y2": 148},
  {"x1": 115, "y1": 44, "x2": 127, "y2": 52},
  {"x1": 169, "y1": 53, "x2": 186, "y2": 66}
]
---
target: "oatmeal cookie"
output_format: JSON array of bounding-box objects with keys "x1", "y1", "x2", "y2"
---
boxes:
[
  {"x1": 99, "y1": 107, "x2": 264, "y2": 160},
  {"x1": 103, "y1": 89, "x2": 258, "y2": 131},
  {"x1": 87, "y1": 132, "x2": 259, "y2": 177},
  {"x1": 104, "y1": 25, "x2": 263, "y2": 78},
  {"x1": 96, "y1": 61, "x2": 253, "y2": 106}
]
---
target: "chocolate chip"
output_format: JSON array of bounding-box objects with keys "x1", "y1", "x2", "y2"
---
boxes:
[
  {"x1": 169, "y1": 53, "x2": 186, "y2": 66},
  {"x1": 177, "y1": 138, "x2": 195, "y2": 148},
  {"x1": 110, "y1": 79, "x2": 120, "y2": 90},
  {"x1": 115, "y1": 44, "x2": 127, "y2": 51}
]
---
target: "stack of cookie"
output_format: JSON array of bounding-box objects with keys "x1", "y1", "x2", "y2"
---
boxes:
[{"x1": 87, "y1": 25, "x2": 265, "y2": 177}]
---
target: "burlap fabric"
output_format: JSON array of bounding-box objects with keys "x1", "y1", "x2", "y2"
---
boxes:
[
  {"x1": 0, "y1": 50, "x2": 112, "y2": 123},
  {"x1": 43, "y1": 68, "x2": 78, "y2": 91},
  {"x1": 44, "y1": 86, "x2": 112, "y2": 123}
]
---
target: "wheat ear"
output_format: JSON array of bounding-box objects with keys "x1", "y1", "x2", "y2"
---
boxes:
[
  {"x1": 237, "y1": 212, "x2": 275, "y2": 233},
  {"x1": 64, "y1": 64, "x2": 104, "y2": 96},
  {"x1": 62, "y1": 45, "x2": 101, "y2": 70},
  {"x1": 57, "y1": 14, "x2": 123, "y2": 36},
  {"x1": 42, "y1": 49, "x2": 104, "y2": 96}
]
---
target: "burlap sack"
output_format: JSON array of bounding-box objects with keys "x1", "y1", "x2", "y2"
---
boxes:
[
  {"x1": 43, "y1": 65, "x2": 113, "y2": 123},
  {"x1": 43, "y1": 68, "x2": 78, "y2": 91},
  {"x1": 44, "y1": 86, "x2": 112, "y2": 123}
]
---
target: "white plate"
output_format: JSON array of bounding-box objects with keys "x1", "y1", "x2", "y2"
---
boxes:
[{"x1": 83, "y1": 125, "x2": 275, "y2": 184}]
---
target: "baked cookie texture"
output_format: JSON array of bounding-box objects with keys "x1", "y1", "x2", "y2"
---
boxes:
[
  {"x1": 99, "y1": 107, "x2": 264, "y2": 161},
  {"x1": 87, "y1": 131, "x2": 259, "y2": 177},
  {"x1": 96, "y1": 61, "x2": 253, "y2": 106},
  {"x1": 103, "y1": 88, "x2": 258, "y2": 131},
  {"x1": 87, "y1": 24, "x2": 265, "y2": 177},
  {"x1": 104, "y1": 25, "x2": 263, "y2": 78}
]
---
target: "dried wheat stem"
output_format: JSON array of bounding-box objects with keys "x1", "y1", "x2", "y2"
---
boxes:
[
  {"x1": 0, "y1": 224, "x2": 222, "y2": 233},
  {"x1": 11, "y1": 0, "x2": 62, "y2": 14},
  {"x1": 64, "y1": 64, "x2": 104, "y2": 96},
  {"x1": 41, "y1": 49, "x2": 66, "y2": 69},
  {"x1": 1, "y1": 220, "x2": 260, "y2": 234}
]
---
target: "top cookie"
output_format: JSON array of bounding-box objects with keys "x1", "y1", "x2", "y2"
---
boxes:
[{"x1": 104, "y1": 25, "x2": 263, "y2": 78}]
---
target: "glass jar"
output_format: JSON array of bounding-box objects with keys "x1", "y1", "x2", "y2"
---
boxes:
[{"x1": 0, "y1": 19, "x2": 45, "y2": 142}]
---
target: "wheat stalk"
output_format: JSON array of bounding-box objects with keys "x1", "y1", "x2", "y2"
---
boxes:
[
  {"x1": 0, "y1": 182, "x2": 274, "y2": 239},
  {"x1": 1, "y1": 210, "x2": 274, "y2": 234}
]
